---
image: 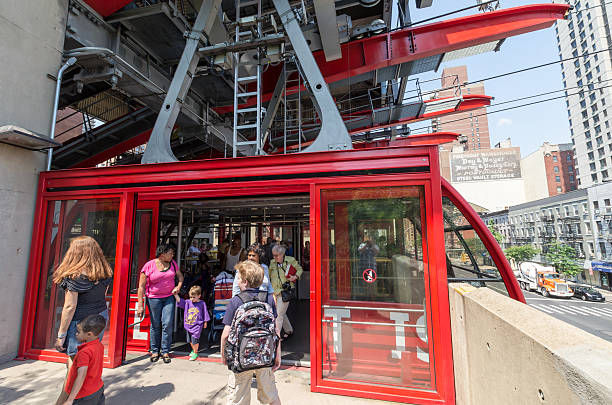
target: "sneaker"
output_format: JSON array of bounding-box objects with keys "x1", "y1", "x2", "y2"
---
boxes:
[{"x1": 189, "y1": 352, "x2": 198, "y2": 361}]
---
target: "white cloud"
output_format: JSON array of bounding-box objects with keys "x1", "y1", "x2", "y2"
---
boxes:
[{"x1": 497, "y1": 118, "x2": 513, "y2": 128}]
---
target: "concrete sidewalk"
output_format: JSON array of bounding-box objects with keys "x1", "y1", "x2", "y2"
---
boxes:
[{"x1": 0, "y1": 356, "x2": 390, "y2": 404}]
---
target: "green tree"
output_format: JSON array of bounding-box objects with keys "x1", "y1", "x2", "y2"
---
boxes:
[
  {"x1": 487, "y1": 220, "x2": 503, "y2": 244},
  {"x1": 504, "y1": 245, "x2": 538, "y2": 266},
  {"x1": 544, "y1": 242, "x2": 582, "y2": 277}
]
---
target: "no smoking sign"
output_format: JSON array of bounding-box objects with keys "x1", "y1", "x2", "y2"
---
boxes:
[{"x1": 362, "y1": 268, "x2": 377, "y2": 283}]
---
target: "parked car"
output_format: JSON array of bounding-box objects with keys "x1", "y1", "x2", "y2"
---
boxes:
[{"x1": 570, "y1": 285, "x2": 606, "y2": 302}]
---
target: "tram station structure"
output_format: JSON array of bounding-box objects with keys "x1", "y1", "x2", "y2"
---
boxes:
[{"x1": 1, "y1": 1, "x2": 595, "y2": 404}]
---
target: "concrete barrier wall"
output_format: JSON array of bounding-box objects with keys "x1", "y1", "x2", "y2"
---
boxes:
[{"x1": 449, "y1": 283, "x2": 612, "y2": 405}]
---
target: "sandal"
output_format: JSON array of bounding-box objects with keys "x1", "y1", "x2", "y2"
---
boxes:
[
  {"x1": 162, "y1": 354, "x2": 172, "y2": 364},
  {"x1": 150, "y1": 353, "x2": 160, "y2": 363}
]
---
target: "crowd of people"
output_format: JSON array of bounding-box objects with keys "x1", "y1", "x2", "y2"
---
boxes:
[{"x1": 52, "y1": 233, "x2": 306, "y2": 404}]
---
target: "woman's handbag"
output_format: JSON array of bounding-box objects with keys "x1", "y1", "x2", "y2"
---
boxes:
[
  {"x1": 281, "y1": 281, "x2": 297, "y2": 302},
  {"x1": 278, "y1": 264, "x2": 297, "y2": 302}
]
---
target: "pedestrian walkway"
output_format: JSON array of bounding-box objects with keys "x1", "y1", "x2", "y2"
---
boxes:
[
  {"x1": 0, "y1": 355, "x2": 389, "y2": 405},
  {"x1": 529, "y1": 303, "x2": 612, "y2": 317}
]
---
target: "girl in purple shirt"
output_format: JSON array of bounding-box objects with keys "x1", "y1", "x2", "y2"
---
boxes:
[{"x1": 174, "y1": 285, "x2": 210, "y2": 361}]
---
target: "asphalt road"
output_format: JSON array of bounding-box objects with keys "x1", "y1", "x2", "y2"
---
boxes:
[{"x1": 523, "y1": 290, "x2": 612, "y2": 343}]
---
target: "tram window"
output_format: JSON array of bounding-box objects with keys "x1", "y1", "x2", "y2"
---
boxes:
[
  {"x1": 442, "y1": 197, "x2": 509, "y2": 297},
  {"x1": 31, "y1": 198, "x2": 120, "y2": 353},
  {"x1": 324, "y1": 187, "x2": 426, "y2": 305}
]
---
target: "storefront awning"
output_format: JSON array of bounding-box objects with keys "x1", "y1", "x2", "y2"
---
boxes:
[{"x1": 590, "y1": 261, "x2": 612, "y2": 273}]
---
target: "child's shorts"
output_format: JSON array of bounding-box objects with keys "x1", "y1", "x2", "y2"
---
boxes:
[
  {"x1": 74, "y1": 386, "x2": 105, "y2": 404},
  {"x1": 227, "y1": 368, "x2": 279, "y2": 405},
  {"x1": 186, "y1": 331, "x2": 200, "y2": 344}
]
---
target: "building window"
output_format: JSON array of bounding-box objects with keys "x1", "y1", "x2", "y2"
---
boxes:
[
  {"x1": 570, "y1": 174, "x2": 575, "y2": 182},
  {"x1": 556, "y1": 176, "x2": 561, "y2": 182},
  {"x1": 554, "y1": 166, "x2": 559, "y2": 173},
  {"x1": 553, "y1": 155, "x2": 558, "y2": 162}
]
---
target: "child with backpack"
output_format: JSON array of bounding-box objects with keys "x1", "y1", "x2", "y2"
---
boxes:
[
  {"x1": 220, "y1": 260, "x2": 282, "y2": 405},
  {"x1": 174, "y1": 285, "x2": 210, "y2": 361}
]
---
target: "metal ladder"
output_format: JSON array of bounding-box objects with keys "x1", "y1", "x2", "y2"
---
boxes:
[
  {"x1": 282, "y1": 58, "x2": 304, "y2": 153},
  {"x1": 232, "y1": 0, "x2": 263, "y2": 157}
]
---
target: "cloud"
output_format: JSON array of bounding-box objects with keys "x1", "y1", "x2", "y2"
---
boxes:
[{"x1": 497, "y1": 118, "x2": 513, "y2": 128}]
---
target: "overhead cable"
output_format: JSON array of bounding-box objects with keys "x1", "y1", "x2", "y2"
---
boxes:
[{"x1": 398, "y1": 81, "x2": 612, "y2": 135}]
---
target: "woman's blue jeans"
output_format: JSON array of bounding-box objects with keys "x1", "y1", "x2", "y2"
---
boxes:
[{"x1": 147, "y1": 295, "x2": 175, "y2": 354}]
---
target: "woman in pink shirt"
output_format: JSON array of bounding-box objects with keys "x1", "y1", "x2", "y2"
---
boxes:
[{"x1": 137, "y1": 243, "x2": 184, "y2": 363}]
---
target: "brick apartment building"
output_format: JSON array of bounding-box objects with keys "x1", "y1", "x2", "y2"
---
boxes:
[
  {"x1": 432, "y1": 65, "x2": 491, "y2": 152},
  {"x1": 522, "y1": 142, "x2": 577, "y2": 201}
]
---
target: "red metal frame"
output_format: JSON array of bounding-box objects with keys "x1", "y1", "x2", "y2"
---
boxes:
[
  {"x1": 312, "y1": 180, "x2": 453, "y2": 403},
  {"x1": 441, "y1": 178, "x2": 525, "y2": 303},
  {"x1": 19, "y1": 191, "x2": 134, "y2": 368},
  {"x1": 20, "y1": 141, "x2": 525, "y2": 403},
  {"x1": 83, "y1": 0, "x2": 132, "y2": 17}
]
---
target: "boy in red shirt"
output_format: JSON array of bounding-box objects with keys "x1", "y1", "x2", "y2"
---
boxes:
[{"x1": 58, "y1": 314, "x2": 106, "y2": 405}]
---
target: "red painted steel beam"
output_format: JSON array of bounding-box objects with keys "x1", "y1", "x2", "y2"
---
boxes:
[
  {"x1": 348, "y1": 94, "x2": 493, "y2": 135},
  {"x1": 71, "y1": 130, "x2": 152, "y2": 169},
  {"x1": 216, "y1": 4, "x2": 569, "y2": 114},
  {"x1": 83, "y1": 0, "x2": 133, "y2": 17},
  {"x1": 353, "y1": 132, "x2": 460, "y2": 149}
]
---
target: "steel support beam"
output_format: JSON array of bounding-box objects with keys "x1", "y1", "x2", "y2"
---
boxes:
[
  {"x1": 272, "y1": 0, "x2": 351, "y2": 152},
  {"x1": 142, "y1": 0, "x2": 222, "y2": 164},
  {"x1": 313, "y1": 0, "x2": 342, "y2": 61},
  {"x1": 261, "y1": 66, "x2": 287, "y2": 147}
]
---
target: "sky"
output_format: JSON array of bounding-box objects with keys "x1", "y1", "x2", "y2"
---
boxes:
[{"x1": 403, "y1": 0, "x2": 571, "y2": 157}]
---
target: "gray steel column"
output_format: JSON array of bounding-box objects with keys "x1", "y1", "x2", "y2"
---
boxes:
[
  {"x1": 313, "y1": 0, "x2": 341, "y2": 61},
  {"x1": 272, "y1": 0, "x2": 352, "y2": 152},
  {"x1": 142, "y1": 0, "x2": 222, "y2": 164},
  {"x1": 261, "y1": 66, "x2": 286, "y2": 147}
]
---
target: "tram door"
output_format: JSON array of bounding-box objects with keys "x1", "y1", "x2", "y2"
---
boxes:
[
  {"x1": 125, "y1": 201, "x2": 158, "y2": 353},
  {"x1": 315, "y1": 184, "x2": 436, "y2": 396}
]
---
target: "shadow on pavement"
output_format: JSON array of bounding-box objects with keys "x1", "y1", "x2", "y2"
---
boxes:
[{"x1": 106, "y1": 382, "x2": 175, "y2": 404}]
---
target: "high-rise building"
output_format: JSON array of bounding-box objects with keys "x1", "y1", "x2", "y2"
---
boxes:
[
  {"x1": 432, "y1": 65, "x2": 491, "y2": 151},
  {"x1": 554, "y1": 0, "x2": 612, "y2": 188},
  {"x1": 521, "y1": 142, "x2": 577, "y2": 201}
]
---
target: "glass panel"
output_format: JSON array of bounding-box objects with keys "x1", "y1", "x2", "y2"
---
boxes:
[
  {"x1": 126, "y1": 209, "x2": 153, "y2": 349},
  {"x1": 32, "y1": 199, "x2": 120, "y2": 356},
  {"x1": 442, "y1": 196, "x2": 509, "y2": 296},
  {"x1": 321, "y1": 186, "x2": 433, "y2": 390}
]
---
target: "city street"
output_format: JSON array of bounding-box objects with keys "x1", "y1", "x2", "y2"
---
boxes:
[{"x1": 524, "y1": 290, "x2": 612, "y2": 343}]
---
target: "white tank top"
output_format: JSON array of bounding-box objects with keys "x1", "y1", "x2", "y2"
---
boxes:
[{"x1": 226, "y1": 247, "x2": 243, "y2": 272}]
